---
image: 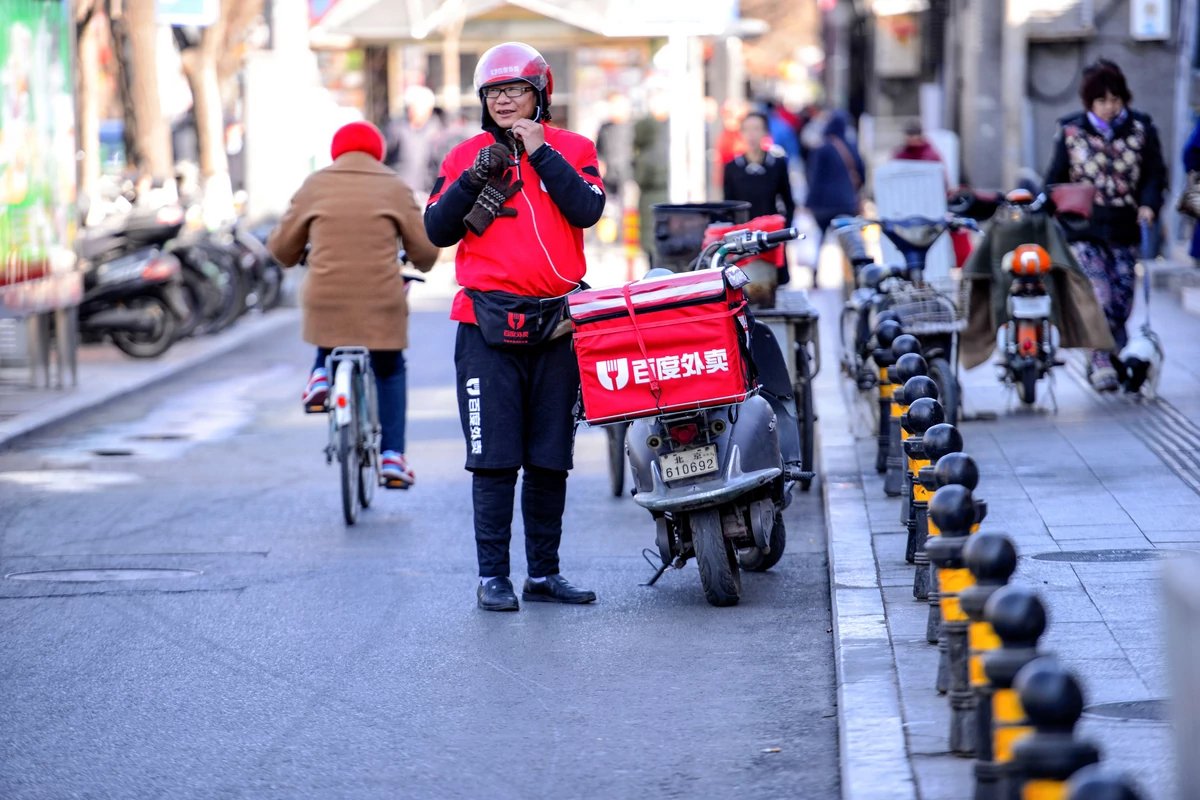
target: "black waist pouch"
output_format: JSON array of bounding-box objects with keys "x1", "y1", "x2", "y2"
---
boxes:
[{"x1": 466, "y1": 289, "x2": 571, "y2": 348}]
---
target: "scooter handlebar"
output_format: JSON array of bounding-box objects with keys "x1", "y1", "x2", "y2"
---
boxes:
[{"x1": 763, "y1": 227, "x2": 800, "y2": 245}]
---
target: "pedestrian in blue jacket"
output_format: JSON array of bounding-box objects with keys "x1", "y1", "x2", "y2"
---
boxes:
[
  {"x1": 802, "y1": 110, "x2": 864, "y2": 245},
  {"x1": 1183, "y1": 115, "x2": 1200, "y2": 265}
]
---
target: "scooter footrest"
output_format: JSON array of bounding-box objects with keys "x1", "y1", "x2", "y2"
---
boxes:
[{"x1": 785, "y1": 466, "x2": 816, "y2": 482}]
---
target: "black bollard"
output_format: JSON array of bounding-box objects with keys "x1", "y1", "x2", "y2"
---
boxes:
[
  {"x1": 874, "y1": 319, "x2": 904, "y2": 474},
  {"x1": 885, "y1": 336, "x2": 923, "y2": 498},
  {"x1": 1066, "y1": 764, "x2": 1145, "y2": 800},
  {"x1": 901, "y1": 373, "x2": 939, "y2": 563},
  {"x1": 927, "y1": 483, "x2": 977, "y2": 754},
  {"x1": 980, "y1": 586, "x2": 1047, "y2": 800},
  {"x1": 903, "y1": 391, "x2": 943, "y2": 576},
  {"x1": 917, "y1": 424, "x2": 965, "y2": 653},
  {"x1": 1011, "y1": 658, "x2": 1100, "y2": 799},
  {"x1": 961, "y1": 533, "x2": 1018, "y2": 768}
]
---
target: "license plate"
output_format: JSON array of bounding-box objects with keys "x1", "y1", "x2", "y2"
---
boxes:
[{"x1": 659, "y1": 445, "x2": 719, "y2": 481}]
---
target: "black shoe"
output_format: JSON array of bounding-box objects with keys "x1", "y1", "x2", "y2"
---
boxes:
[
  {"x1": 522, "y1": 574, "x2": 597, "y2": 604},
  {"x1": 477, "y1": 577, "x2": 519, "y2": 611}
]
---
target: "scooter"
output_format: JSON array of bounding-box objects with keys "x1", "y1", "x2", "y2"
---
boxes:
[
  {"x1": 78, "y1": 205, "x2": 189, "y2": 358},
  {"x1": 623, "y1": 227, "x2": 807, "y2": 607},
  {"x1": 997, "y1": 242, "x2": 1061, "y2": 408}
]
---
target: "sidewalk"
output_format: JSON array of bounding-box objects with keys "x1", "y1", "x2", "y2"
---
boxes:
[
  {"x1": 0, "y1": 309, "x2": 299, "y2": 450},
  {"x1": 815, "y1": 285, "x2": 1195, "y2": 800}
]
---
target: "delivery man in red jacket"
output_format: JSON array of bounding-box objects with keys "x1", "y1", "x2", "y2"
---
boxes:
[{"x1": 424, "y1": 42, "x2": 605, "y2": 611}]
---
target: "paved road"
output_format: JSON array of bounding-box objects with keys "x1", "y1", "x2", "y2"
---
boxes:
[{"x1": 0, "y1": 313, "x2": 838, "y2": 799}]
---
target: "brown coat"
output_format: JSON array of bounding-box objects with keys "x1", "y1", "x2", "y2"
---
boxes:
[{"x1": 268, "y1": 152, "x2": 440, "y2": 351}]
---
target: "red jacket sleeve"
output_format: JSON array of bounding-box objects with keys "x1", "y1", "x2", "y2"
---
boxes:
[{"x1": 527, "y1": 137, "x2": 606, "y2": 229}]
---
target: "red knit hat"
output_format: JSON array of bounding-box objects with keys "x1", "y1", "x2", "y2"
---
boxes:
[{"x1": 330, "y1": 121, "x2": 385, "y2": 162}]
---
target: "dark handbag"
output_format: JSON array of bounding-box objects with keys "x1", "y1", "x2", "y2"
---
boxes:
[
  {"x1": 1048, "y1": 183, "x2": 1095, "y2": 219},
  {"x1": 466, "y1": 288, "x2": 572, "y2": 349},
  {"x1": 1177, "y1": 171, "x2": 1200, "y2": 220}
]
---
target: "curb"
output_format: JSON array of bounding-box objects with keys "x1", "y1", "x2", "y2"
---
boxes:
[
  {"x1": 0, "y1": 309, "x2": 299, "y2": 450},
  {"x1": 816, "y1": 351, "x2": 917, "y2": 800}
]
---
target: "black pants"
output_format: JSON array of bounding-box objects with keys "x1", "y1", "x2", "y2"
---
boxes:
[
  {"x1": 455, "y1": 323, "x2": 580, "y2": 578},
  {"x1": 474, "y1": 466, "x2": 568, "y2": 579}
]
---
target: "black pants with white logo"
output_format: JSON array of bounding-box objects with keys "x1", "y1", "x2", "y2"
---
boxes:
[{"x1": 455, "y1": 323, "x2": 580, "y2": 578}]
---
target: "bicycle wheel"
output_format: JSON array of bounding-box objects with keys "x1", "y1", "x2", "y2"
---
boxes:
[
  {"x1": 795, "y1": 341, "x2": 815, "y2": 491},
  {"x1": 357, "y1": 371, "x2": 379, "y2": 509},
  {"x1": 927, "y1": 356, "x2": 960, "y2": 427},
  {"x1": 337, "y1": 363, "x2": 361, "y2": 525}
]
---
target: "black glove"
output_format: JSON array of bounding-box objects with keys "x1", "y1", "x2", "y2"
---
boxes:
[
  {"x1": 464, "y1": 172, "x2": 524, "y2": 236},
  {"x1": 463, "y1": 142, "x2": 514, "y2": 191}
]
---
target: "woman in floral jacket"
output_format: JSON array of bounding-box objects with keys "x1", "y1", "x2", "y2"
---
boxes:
[{"x1": 1045, "y1": 59, "x2": 1166, "y2": 391}]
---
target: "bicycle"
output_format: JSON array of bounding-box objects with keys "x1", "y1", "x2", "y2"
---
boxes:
[
  {"x1": 318, "y1": 266, "x2": 424, "y2": 525},
  {"x1": 833, "y1": 215, "x2": 977, "y2": 426}
]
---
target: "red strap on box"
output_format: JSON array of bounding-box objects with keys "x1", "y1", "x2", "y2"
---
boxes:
[{"x1": 621, "y1": 282, "x2": 662, "y2": 403}]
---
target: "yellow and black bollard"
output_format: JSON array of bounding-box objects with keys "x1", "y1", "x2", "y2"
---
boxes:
[
  {"x1": 885, "y1": 335, "x2": 923, "y2": 500},
  {"x1": 1066, "y1": 765, "x2": 1146, "y2": 800},
  {"x1": 873, "y1": 319, "x2": 904, "y2": 475},
  {"x1": 903, "y1": 392, "x2": 943, "y2": 600},
  {"x1": 1011, "y1": 658, "x2": 1100, "y2": 799},
  {"x1": 980, "y1": 586, "x2": 1047, "y2": 800},
  {"x1": 917, "y1": 424, "x2": 966, "y2": 653},
  {"x1": 901, "y1": 373, "x2": 939, "y2": 566},
  {"x1": 961, "y1": 532, "x2": 1018, "y2": 764},
  {"x1": 927, "y1": 482, "x2": 977, "y2": 754},
  {"x1": 932, "y1": 452, "x2": 990, "y2": 696}
]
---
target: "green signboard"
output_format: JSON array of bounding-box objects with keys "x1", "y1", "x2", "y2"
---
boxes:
[{"x1": 0, "y1": 0, "x2": 80, "y2": 315}]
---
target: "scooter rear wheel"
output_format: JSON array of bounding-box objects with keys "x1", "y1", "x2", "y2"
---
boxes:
[
  {"x1": 110, "y1": 296, "x2": 178, "y2": 359},
  {"x1": 690, "y1": 509, "x2": 741, "y2": 607}
]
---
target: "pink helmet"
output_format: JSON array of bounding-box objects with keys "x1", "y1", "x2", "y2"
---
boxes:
[{"x1": 473, "y1": 42, "x2": 553, "y2": 98}]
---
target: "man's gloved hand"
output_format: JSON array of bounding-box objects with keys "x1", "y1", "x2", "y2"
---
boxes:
[
  {"x1": 463, "y1": 142, "x2": 514, "y2": 191},
  {"x1": 464, "y1": 172, "x2": 524, "y2": 236}
]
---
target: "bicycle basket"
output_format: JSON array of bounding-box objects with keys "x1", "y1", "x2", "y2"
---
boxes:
[{"x1": 883, "y1": 277, "x2": 968, "y2": 336}]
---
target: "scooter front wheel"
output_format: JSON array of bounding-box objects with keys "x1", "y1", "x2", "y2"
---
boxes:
[
  {"x1": 690, "y1": 509, "x2": 741, "y2": 607},
  {"x1": 1018, "y1": 362, "x2": 1038, "y2": 406}
]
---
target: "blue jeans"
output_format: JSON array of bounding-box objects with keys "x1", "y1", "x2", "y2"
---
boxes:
[{"x1": 314, "y1": 348, "x2": 407, "y2": 454}]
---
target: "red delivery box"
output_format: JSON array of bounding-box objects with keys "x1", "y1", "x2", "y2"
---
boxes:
[{"x1": 568, "y1": 269, "x2": 754, "y2": 425}]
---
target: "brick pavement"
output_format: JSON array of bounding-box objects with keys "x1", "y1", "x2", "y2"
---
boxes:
[{"x1": 818, "y1": 280, "x2": 1198, "y2": 799}]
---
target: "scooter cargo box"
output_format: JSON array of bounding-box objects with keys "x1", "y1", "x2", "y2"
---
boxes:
[{"x1": 568, "y1": 269, "x2": 753, "y2": 425}]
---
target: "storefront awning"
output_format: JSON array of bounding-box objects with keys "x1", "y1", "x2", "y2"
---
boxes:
[{"x1": 315, "y1": 0, "x2": 740, "y2": 42}]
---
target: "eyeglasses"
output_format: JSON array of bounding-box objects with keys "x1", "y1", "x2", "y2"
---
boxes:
[{"x1": 483, "y1": 85, "x2": 534, "y2": 99}]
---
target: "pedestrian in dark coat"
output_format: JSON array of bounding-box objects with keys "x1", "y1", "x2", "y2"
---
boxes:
[
  {"x1": 1044, "y1": 59, "x2": 1166, "y2": 391},
  {"x1": 802, "y1": 110, "x2": 864, "y2": 243}
]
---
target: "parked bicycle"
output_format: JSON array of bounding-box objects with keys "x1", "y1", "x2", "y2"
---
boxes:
[{"x1": 833, "y1": 214, "x2": 978, "y2": 426}]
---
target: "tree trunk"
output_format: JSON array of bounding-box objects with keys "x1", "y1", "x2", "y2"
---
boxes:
[
  {"x1": 180, "y1": 0, "x2": 265, "y2": 225},
  {"x1": 114, "y1": 0, "x2": 173, "y2": 183},
  {"x1": 441, "y1": 0, "x2": 465, "y2": 115},
  {"x1": 76, "y1": 7, "x2": 102, "y2": 219},
  {"x1": 106, "y1": 4, "x2": 139, "y2": 171},
  {"x1": 181, "y1": 27, "x2": 232, "y2": 224}
]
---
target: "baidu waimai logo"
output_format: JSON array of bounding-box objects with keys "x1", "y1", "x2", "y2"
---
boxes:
[{"x1": 595, "y1": 349, "x2": 730, "y2": 391}]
